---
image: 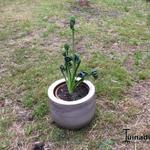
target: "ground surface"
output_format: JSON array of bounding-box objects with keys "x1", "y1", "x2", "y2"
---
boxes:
[{"x1": 0, "y1": 0, "x2": 150, "y2": 149}]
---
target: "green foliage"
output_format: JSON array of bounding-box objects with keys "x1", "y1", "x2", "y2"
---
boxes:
[
  {"x1": 147, "y1": 14, "x2": 150, "y2": 26},
  {"x1": 134, "y1": 50, "x2": 142, "y2": 66},
  {"x1": 23, "y1": 91, "x2": 34, "y2": 108},
  {"x1": 50, "y1": 127, "x2": 67, "y2": 141},
  {"x1": 0, "y1": 118, "x2": 12, "y2": 132},
  {"x1": 24, "y1": 124, "x2": 33, "y2": 136},
  {"x1": 42, "y1": 24, "x2": 58, "y2": 37},
  {"x1": 87, "y1": 53, "x2": 132, "y2": 101},
  {"x1": 60, "y1": 17, "x2": 98, "y2": 94},
  {"x1": 97, "y1": 139, "x2": 114, "y2": 150},
  {"x1": 138, "y1": 70, "x2": 150, "y2": 80},
  {"x1": 136, "y1": 50, "x2": 150, "y2": 80},
  {"x1": 32, "y1": 103, "x2": 48, "y2": 118}
]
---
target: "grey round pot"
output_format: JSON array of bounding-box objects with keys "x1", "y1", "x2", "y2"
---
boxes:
[{"x1": 48, "y1": 79, "x2": 96, "y2": 129}]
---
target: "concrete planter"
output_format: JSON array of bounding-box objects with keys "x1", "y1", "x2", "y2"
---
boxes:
[{"x1": 48, "y1": 79, "x2": 96, "y2": 129}]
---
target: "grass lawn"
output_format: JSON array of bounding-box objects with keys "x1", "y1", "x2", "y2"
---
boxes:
[{"x1": 0, "y1": 0, "x2": 150, "y2": 149}]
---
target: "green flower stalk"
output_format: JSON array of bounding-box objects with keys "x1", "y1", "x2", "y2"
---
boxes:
[
  {"x1": 70, "y1": 16, "x2": 75, "y2": 51},
  {"x1": 60, "y1": 17, "x2": 98, "y2": 94}
]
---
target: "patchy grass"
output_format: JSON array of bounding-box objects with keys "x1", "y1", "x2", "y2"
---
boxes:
[
  {"x1": 0, "y1": 0, "x2": 150, "y2": 149},
  {"x1": 82, "y1": 53, "x2": 132, "y2": 101}
]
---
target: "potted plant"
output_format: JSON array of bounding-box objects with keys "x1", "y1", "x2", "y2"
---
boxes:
[{"x1": 48, "y1": 17, "x2": 98, "y2": 129}]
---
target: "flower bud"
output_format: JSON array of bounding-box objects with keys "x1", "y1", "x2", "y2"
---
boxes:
[
  {"x1": 65, "y1": 56, "x2": 72, "y2": 62},
  {"x1": 91, "y1": 70, "x2": 98, "y2": 79},
  {"x1": 73, "y1": 54, "x2": 80, "y2": 64},
  {"x1": 77, "y1": 71, "x2": 88, "y2": 78},
  {"x1": 70, "y1": 16, "x2": 75, "y2": 30},
  {"x1": 68, "y1": 62, "x2": 72, "y2": 67},
  {"x1": 60, "y1": 65, "x2": 65, "y2": 72},
  {"x1": 64, "y1": 43, "x2": 70, "y2": 51},
  {"x1": 62, "y1": 48, "x2": 67, "y2": 56}
]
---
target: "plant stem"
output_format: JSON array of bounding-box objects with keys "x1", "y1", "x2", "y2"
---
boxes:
[
  {"x1": 75, "y1": 78, "x2": 84, "y2": 89},
  {"x1": 72, "y1": 29, "x2": 75, "y2": 51}
]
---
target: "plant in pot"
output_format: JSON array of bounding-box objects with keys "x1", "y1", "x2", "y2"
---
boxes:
[{"x1": 48, "y1": 17, "x2": 98, "y2": 129}]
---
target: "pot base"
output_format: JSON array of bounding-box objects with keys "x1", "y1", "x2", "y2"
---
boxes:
[{"x1": 53, "y1": 115, "x2": 95, "y2": 130}]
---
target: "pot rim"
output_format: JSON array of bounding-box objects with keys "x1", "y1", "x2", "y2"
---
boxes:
[{"x1": 48, "y1": 78, "x2": 95, "y2": 105}]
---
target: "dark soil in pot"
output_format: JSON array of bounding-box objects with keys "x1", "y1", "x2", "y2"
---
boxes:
[{"x1": 54, "y1": 82, "x2": 89, "y2": 101}]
